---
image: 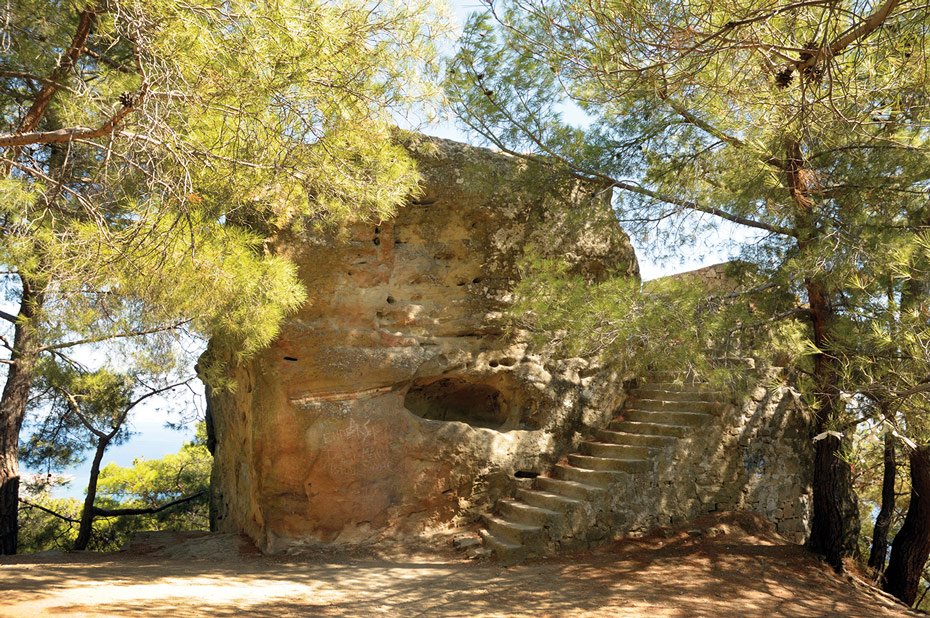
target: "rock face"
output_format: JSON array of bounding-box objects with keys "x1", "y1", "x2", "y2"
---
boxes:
[{"x1": 205, "y1": 134, "x2": 639, "y2": 552}]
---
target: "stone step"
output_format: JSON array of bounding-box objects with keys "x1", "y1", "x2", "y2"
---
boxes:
[
  {"x1": 534, "y1": 476, "x2": 605, "y2": 501},
  {"x1": 608, "y1": 420, "x2": 690, "y2": 437},
  {"x1": 638, "y1": 381, "x2": 711, "y2": 391},
  {"x1": 452, "y1": 533, "x2": 482, "y2": 550},
  {"x1": 483, "y1": 514, "x2": 545, "y2": 546},
  {"x1": 580, "y1": 441, "x2": 649, "y2": 459},
  {"x1": 554, "y1": 464, "x2": 624, "y2": 488},
  {"x1": 567, "y1": 454, "x2": 650, "y2": 473},
  {"x1": 622, "y1": 409, "x2": 711, "y2": 427},
  {"x1": 627, "y1": 398, "x2": 719, "y2": 414},
  {"x1": 499, "y1": 500, "x2": 563, "y2": 527},
  {"x1": 516, "y1": 488, "x2": 583, "y2": 513},
  {"x1": 630, "y1": 387, "x2": 724, "y2": 402},
  {"x1": 594, "y1": 428, "x2": 677, "y2": 447},
  {"x1": 467, "y1": 546, "x2": 493, "y2": 560},
  {"x1": 643, "y1": 368, "x2": 704, "y2": 377},
  {"x1": 479, "y1": 529, "x2": 527, "y2": 564}
]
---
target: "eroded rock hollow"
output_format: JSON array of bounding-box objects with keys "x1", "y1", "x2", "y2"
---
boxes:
[{"x1": 205, "y1": 135, "x2": 639, "y2": 552}]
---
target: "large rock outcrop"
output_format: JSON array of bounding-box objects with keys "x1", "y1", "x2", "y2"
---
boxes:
[{"x1": 205, "y1": 134, "x2": 639, "y2": 552}]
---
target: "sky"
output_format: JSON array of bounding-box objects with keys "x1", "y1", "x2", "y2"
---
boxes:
[
  {"x1": 21, "y1": 381, "x2": 203, "y2": 500},
  {"x1": 22, "y1": 0, "x2": 745, "y2": 500},
  {"x1": 426, "y1": 1, "x2": 745, "y2": 280}
]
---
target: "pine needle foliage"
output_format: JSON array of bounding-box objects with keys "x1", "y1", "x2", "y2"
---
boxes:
[
  {"x1": 0, "y1": 0, "x2": 451, "y2": 554},
  {"x1": 448, "y1": 0, "x2": 930, "y2": 567},
  {"x1": 1, "y1": 0, "x2": 453, "y2": 359},
  {"x1": 509, "y1": 249, "x2": 807, "y2": 391}
]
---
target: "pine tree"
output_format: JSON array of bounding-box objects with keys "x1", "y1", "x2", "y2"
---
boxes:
[
  {"x1": 448, "y1": 0, "x2": 930, "y2": 570},
  {"x1": 0, "y1": 0, "x2": 450, "y2": 553}
]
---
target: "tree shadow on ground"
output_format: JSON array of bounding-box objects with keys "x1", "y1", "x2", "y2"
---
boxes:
[{"x1": 0, "y1": 526, "x2": 911, "y2": 618}]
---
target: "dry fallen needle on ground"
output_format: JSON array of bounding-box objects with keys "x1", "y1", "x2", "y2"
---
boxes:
[{"x1": 0, "y1": 512, "x2": 920, "y2": 618}]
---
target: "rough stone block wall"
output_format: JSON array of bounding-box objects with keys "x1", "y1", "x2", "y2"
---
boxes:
[
  {"x1": 635, "y1": 266, "x2": 813, "y2": 541},
  {"x1": 502, "y1": 371, "x2": 814, "y2": 557},
  {"x1": 642, "y1": 376, "x2": 813, "y2": 542},
  {"x1": 658, "y1": 261, "x2": 748, "y2": 293}
]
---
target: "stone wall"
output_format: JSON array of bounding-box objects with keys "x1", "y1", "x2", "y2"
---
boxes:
[
  {"x1": 204, "y1": 134, "x2": 640, "y2": 552},
  {"x1": 587, "y1": 264, "x2": 813, "y2": 545},
  {"x1": 617, "y1": 374, "x2": 813, "y2": 543},
  {"x1": 627, "y1": 261, "x2": 812, "y2": 542},
  {"x1": 657, "y1": 261, "x2": 749, "y2": 293},
  {"x1": 482, "y1": 370, "x2": 815, "y2": 560}
]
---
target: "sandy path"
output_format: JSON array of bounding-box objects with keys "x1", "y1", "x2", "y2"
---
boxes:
[{"x1": 0, "y1": 514, "x2": 917, "y2": 618}]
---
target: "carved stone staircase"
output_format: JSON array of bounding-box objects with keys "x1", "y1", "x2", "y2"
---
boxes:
[{"x1": 474, "y1": 379, "x2": 726, "y2": 563}]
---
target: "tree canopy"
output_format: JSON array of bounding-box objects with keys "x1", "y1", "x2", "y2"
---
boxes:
[
  {"x1": 18, "y1": 422, "x2": 211, "y2": 552},
  {"x1": 448, "y1": 0, "x2": 930, "y2": 588},
  {"x1": 3, "y1": 0, "x2": 450, "y2": 355},
  {"x1": 0, "y1": 0, "x2": 451, "y2": 554}
]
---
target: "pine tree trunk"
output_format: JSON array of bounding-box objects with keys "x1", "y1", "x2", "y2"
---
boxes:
[
  {"x1": 808, "y1": 433, "x2": 859, "y2": 567},
  {"x1": 0, "y1": 279, "x2": 43, "y2": 554},
  {"x1": 883, "y1": 445, "x2": 930, "y2": 605},
  {"x1": 804, "y1": 278, "x2": 860, "y2": 568},
  {"x1": 0, "y1": 9, "x2": 100, "y2": 554},
  {"x1": 868, "y1": 431, "x2": 897, "y2": 573},
  {"x1": 73, "y1": 437, "x2": 109, "y2": 551},
  {"x1": 784, "y1": 139, "x2": 858, "y2": 566},
  {"x1": 0, "y1": 476, "x2": 18, "y2": 555}
]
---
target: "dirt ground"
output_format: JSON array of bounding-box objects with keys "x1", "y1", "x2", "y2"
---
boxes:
[{"x1": 0, "y1": 512, "x2": 920, "y2": 618}]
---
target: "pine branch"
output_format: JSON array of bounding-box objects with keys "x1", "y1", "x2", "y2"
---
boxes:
[
  {"x1": 719, "y1": 282, "x2": 781, "y2": 300},
  {"x1": 610, "y1": 180, "x2": 795, "y2": 237},
  {"x1": 895, "y1": 378, "x2": 930, "y2": 401},
  {"x1": 0, "y1": 72, "x2": 79, "y2": 94},
  {"x1": 80, "y1": 47, "x2": 133, "y2": 73},
  {"x1": 663, "y1": 99, "x2": 786, "y2": 170},
  {"x1": 40, "y1": 320, "x2": 192, "y2": 352},
  {"x1": 0, "y1": 103, "x2": 137, "y2": 148},
  {"x1": 13, "y1": 8, "x2": 98, "y2": 135},
  {"x1": 59, "y1": 388, "x2": 108, "y2": 440},
  {"x1": 126, "y1": 378, "x2": 193, "y2": 410},
  {"x1": 91, "y1": 490, "x2": 206, "y2": 517},
  {"x1": 725, "y1": 306, "x2": 810, "y2": 350},
  {"x1": 805, "y1": 0, "x2": 901, "y2": 70},
  {"x1": 18, "y1": 498, "x2": 80, "y2": 523},
  {"x1": 456, "y1": 103, "x2": 793, "y2": 237},
  {"x1": 453, "y1": 57, "x2": 795, "y2": 239}
]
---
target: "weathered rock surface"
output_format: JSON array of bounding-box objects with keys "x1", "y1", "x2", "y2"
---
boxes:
[{"x1": 206, "y1": 134, "x2": 639, "y2": 552}]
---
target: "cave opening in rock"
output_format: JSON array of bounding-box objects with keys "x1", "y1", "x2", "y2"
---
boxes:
[{"x1": 404, "y1": 377, "x2": 508, "y2": 429}]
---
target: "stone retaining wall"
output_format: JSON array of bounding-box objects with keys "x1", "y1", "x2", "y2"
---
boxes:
[
  {"x1": 626, "y1": 375, "x2": 813, "y2": 543},
  {"x1": 506, "y1": 371, "x2": 814, "y2": 557}
]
